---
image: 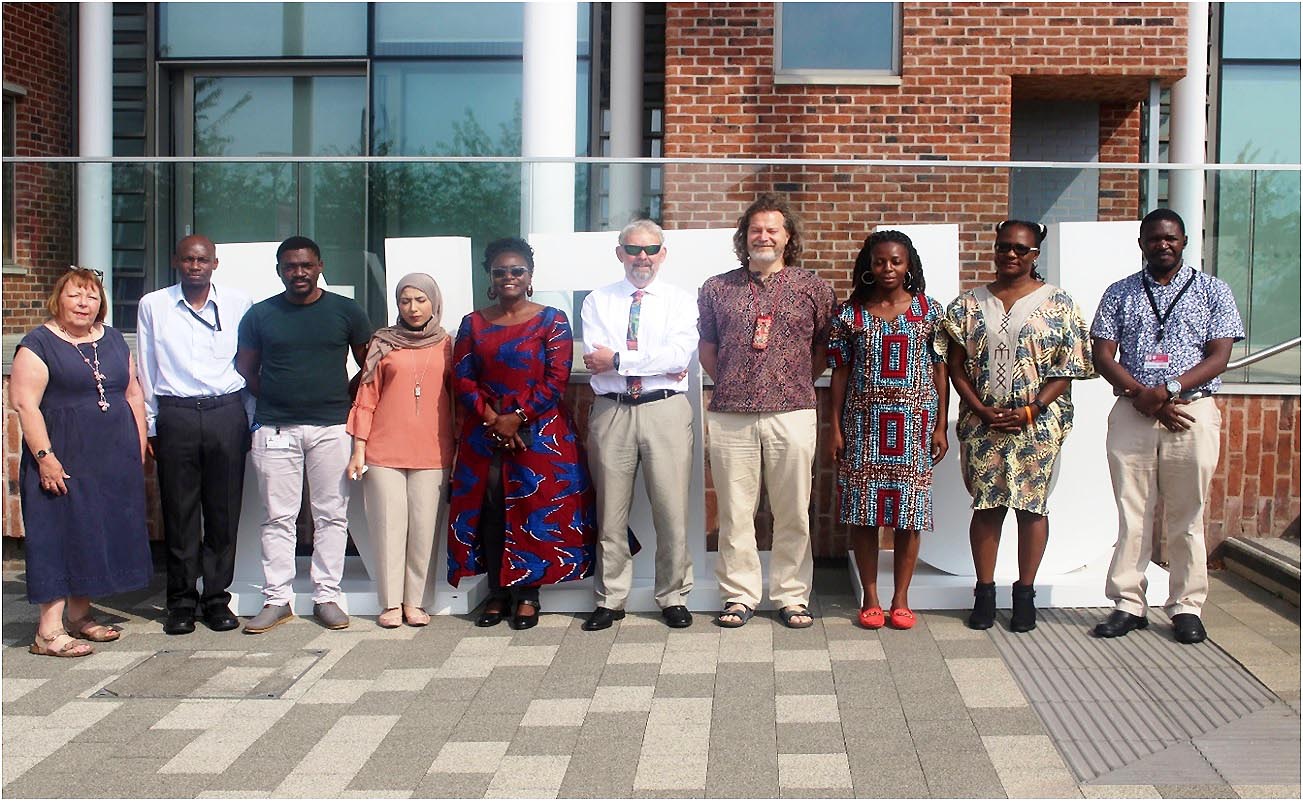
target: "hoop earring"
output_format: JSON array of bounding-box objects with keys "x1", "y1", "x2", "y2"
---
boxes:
[
  {"x1": 526, "y1": 285, "x2": 534, "y2": 297},
  {"x1": 487, "y1": 286, "x2": 498, "y2": 300},
  {"x1": 859, "y1": 272, "x2": 874, "y2": 286}
]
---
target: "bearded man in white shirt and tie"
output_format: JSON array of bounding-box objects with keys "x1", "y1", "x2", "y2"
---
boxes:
[{"x1": 581, "y1": 219, "x2": 699, "y2": 630}]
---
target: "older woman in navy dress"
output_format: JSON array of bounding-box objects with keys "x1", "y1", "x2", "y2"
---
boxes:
[{"x1": 9, "y1": 268, "x2": 152, "y2": 657}]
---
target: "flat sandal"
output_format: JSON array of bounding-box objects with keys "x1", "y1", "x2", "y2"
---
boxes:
[
  {"x1": 29, "y1": 629, "x2": 93, "y2": 658},
  {"x1": 67, "y1": 613, "x2": 121, "y2": 642}
]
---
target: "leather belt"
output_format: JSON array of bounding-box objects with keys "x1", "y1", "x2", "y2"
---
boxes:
[
  {"x1": 157, "y1": 391, "x2": 243, "y2": 410},
  {"x1": 598, "y1": 389, "x2": 681, "y2": 406}
]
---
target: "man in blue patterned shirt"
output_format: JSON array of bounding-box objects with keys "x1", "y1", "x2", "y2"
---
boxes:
[{"x1": 1089, "y1": 208, "x2": 1244, "y2": 645}]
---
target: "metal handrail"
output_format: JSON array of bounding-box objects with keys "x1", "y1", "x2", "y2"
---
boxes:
[{"x1": 1227, "y1": 338, "x2": 1302, "y2": 371}]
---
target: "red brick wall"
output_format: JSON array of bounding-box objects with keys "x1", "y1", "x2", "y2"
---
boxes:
[
  {"x1": 662, "y1": 2, "x2": 1185, "y2": 290},
  {"x1": 3, "y1": 2, "x2": 75, "y2": 333},
  {"x1": 1209, "y1": 395, "x2": 1301, "y2": 551}
]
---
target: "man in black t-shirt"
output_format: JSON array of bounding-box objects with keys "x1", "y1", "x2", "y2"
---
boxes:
[{"x1": 236, "y1": 236, "x2": 372, "y2": 633}]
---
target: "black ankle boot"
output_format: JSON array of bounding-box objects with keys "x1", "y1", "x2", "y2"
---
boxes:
[
  {"x1": 1010, "y1": 582, "x2": 1036, "y2": 633},
  {"x1": 967, "y1": 581, "x2": 996, "y2": 630}
]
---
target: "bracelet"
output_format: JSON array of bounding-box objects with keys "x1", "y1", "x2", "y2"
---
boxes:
[
  {"x1": 1021, "y1": 405, "x2": 1035, "y2": 426},
  {"x1": 1030, "y1": 399, "x2": 1047, "y2": 414},
  {"x1": 514, "y1": 408, "x2": 529, "y2": 424}
]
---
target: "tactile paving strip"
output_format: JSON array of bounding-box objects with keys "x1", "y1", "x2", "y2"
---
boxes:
[
  {"x1": 91, "y1": 649, "x2": 326, "y2": 700},
  {"x1": 988, "y1": 608, "x2": 1299, "y2": 784}
]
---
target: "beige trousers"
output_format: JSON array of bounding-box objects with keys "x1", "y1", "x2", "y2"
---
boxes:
[
  {"x1": 251, "y1": 424, "x2": 351, "y2": 605},
  {"x1": 361, "y1": 465, "x2": 449, "y2": 609},
  {"x1": 587, "y1": 394, "x2": 695, "y2": 610},
  {"x1": 708, "y1": 408, "x2": 817, "y2": 609},
  {"x1": 1104, "y1": 396, "x2": 1221, "y2": 617}
]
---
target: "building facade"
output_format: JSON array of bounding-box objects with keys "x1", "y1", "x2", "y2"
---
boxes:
[{"x1": 3, "y1": 2, "x2": 1298, "y2": 559}]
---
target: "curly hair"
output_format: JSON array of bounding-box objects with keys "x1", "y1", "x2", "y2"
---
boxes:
[
  {"x1": 482, "y1": 237, "x2": 535, "y2": 273},
  {"x1": 732, "y1": 193, "x2": 802, "y2": 269},
  {"x1": 850, "y1": 229, "x2": 925, "y2": 302}
]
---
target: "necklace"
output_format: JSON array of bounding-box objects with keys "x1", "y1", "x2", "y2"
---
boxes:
[
  {"x1": 69, "y1": 339, "x2": 110, "y2": 413},
  {"x1": 412, "y1": 349, "x2": 435, "y2": 416}
]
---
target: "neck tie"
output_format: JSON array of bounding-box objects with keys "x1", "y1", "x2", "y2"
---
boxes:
[{"x1": 626, "y1": 289, "x2": 645, "y2": 397}]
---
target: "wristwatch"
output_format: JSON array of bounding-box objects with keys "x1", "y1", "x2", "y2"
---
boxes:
[
  {"x1": 1165, "y1": 380, "x2": 1183, "y2": 400},
  {"x1": 35, "y1": 448, "x2": 53, "y2": 460}
]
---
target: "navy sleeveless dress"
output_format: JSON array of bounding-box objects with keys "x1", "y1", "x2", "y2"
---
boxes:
[{"x1": 17, "y1": 325, "x2": 152, "y2": 603}]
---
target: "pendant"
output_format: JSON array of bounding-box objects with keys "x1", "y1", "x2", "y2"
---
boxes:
[
  {"x1": 414, "y1": 383, "x2": 422, "y2": 398},
  {"x1": 98, "y1": 400, "x2": 110, "y2": 413}
]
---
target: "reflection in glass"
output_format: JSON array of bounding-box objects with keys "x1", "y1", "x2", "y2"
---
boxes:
[
  {"x1": 779, "y1": 2, "x2": 895, "y2": 72},
  {"x1": 158, "y1": 2, "x2": 367, "y2": 58},
  {"x1": 1221, "y1": 1, "x2": 1301, "y2": 61}
]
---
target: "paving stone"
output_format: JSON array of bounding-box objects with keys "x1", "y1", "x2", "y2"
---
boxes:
[
  {"x1": 1228, "y1": 785, "x2": 1303, "y2": 798},
  {"x1": 520, "y1": 697, "x2": 589, "y2": 727},
  {"x1": 598, "y1": 663, "x2": 662, "y2": 686},
  {"x1": 654, "y1": 673, "x2": 717, "y2": 697},
  {"x1": 772, "y1": 669, "x2": 836, "y2": 695},
  {"x1": 948, "y1": 657, "x2": 1029, "y2": 708},
  {"x1": 908, "y1": 716, "x2": 986, "y2": 754},
  {"x1": 446, "y1": 712, "x2": 526, "y2": 742},
  {"x1": 428, "y1": 740, "x2": 511, "y2": 774},
  {"x1": 1154, "y1": 784, "x2": 1238, "y2": 798},
  {"x1": 1078, "y1": 785, "x2": 1160, "y2": 798},
  {"x1": 485, "y1": 754, "x2": 570, "y2": 795},
  {"x1": 776, "y1": 752, "x2": 853, "y2": 789},
  {"x1": 969, "y1": 705, "x2": 1051, "y2": 736},
  {"x1": 776, "y1": 694, "x2": 840, "y2": 724},
  {"x1": 775, "y1": 721, "x2": 848, "y2": 754},
  {"x1": 412, "y1": 771, "x2": 494, "y2": 799}
]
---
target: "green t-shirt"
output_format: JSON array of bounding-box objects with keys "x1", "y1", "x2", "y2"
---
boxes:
[{"x1": 237, "y1": 292, "x2": 373, "y2": 426}]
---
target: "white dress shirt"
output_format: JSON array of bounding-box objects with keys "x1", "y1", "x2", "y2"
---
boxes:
[
  {"x1": 136, "y1": 282, "x2": 253, "y2": 436},
  {"x1": 581, "y1": 277, "x2": 699, "y2": 396}
]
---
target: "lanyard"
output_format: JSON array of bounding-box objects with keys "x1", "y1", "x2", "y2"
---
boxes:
[
  {"x1": 185, "y1": 303, "x2": 221, "y2": 332},
  {"x1": 1142, "y1": 269, "x2": 1194, "y2": 343},
  {"x1": 747, "y1": 268, "x2": 780, "y2": 319}
]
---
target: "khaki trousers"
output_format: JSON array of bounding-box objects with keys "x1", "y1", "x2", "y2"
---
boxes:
[
  {"x1": 361, "y1": 465, "x2": 449, "y2": 609},
  {"x1": 708, "y1": 408, "x2": 817, "y2": 609},
  {"x1": 1104, "y1": 396, "x2": 1220, "y2": 617},
  {"x1": 588, "y1": 394, "x2": 695, "y2": 610},
  {"x1": 251, "y1": 424, "x2": 351, "y2": 605}
]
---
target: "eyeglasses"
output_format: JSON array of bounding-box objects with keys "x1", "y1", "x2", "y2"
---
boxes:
[
  {"x1": 621, "y1": 244, "x2": 662, "y2": 256},
  {"x1": 994, "y1": 242, "x2": 1039, "y2": 256},
  {"x1": 68, "y1": 265, "x2": 105, "y2": 279},
  {"x1": 490, "y1": 265, "x2": 530, "y2": 279}
]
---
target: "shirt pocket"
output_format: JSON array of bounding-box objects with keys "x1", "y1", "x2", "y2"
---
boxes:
[{"x1": 204, "y1": 327, "x2": 240, "y2": 362}]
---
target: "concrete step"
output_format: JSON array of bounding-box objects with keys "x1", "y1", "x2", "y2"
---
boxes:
[{"x1": 1222, "y1": 536, "x2": 1301, "y2": 605}]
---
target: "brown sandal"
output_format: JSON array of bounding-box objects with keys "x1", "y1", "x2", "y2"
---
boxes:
[
  {"x1": 29, "y1": 629, "x2": 94, "y2": 658},
  {"x1": 67, "y1": 612, "x2": 121, "y2": 642}
]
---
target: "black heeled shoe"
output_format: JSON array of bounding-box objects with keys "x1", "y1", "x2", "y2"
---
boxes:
[
  {"x1": 476, "y1": 598, "x2": 509, "y2": 628},
  {"x1": 1009, "y1": 582, "x2": 1036, "y2": 633},
  {"x1": 509, "y1": 599, "x2": 541, "y2": 630},
  {"x1": 967, "y1": 581, "x2": 996, "y2": 630}
]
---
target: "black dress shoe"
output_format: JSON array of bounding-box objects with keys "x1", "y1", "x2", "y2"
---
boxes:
[
  {"x1": 202, "y1": 606, "x2": 239, "y2": 632},
  {"x1": 582, "y1": 606, "x2": 625, "y2": 631},
  {"x1": 475, "y1": 599, "x2": 509, "y2": 628},
  {"x1": 163, "y1": 609, "x2": 196, "y2": 636},
  {"x1": 1171, "y1": 613, "x2": 1207, "y2": 644},
  {"x1": 1093, "y1": 609, "x2": 1149, "y2": 638},
  {"x1": 509, "y1": 600, "x2": 541, "y2": 630},
  {"x1": 661, "y1": 605, "x2": 692, "y2": 629}
]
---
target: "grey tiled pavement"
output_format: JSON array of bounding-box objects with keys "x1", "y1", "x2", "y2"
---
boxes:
[{"x1": 3, "y1": 567, "x2": 1298, "y2": 799}]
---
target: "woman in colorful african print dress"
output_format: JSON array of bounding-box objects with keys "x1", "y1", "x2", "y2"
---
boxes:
[
  {"x1": 942, "y1": 220, "x2": 1094, "y2": 634},
  {"x1": 828, "y1": 230, "x2": 949, "y2": 632},
  {"x1": 448, "y1": 238, "x2": 597, "y2": 631}
]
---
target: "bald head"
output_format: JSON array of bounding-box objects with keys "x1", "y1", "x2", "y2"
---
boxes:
[{"x1": 173, "y1": 234, "x2": 219, "y2": 294}]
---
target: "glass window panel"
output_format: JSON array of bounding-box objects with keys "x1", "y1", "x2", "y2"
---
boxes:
[
  {"x1": 1219, "y1": 64, "x2": 1301, "y2": 165},
  {"x1": 1222, "y1": 2, "x2": 1301, "y2": 61},
  {"x1": 158, "y1": 2, "x2": 366, "y2": 58},
  {"x1": 372, "y1": 62, "x2": 522, "y2": 156},
  {"x1": 779, "y1": 2, "x2": 895, "y2": 72},
  {"x1": 373, "y1": 2, "x2": 524, "y2": 57}
]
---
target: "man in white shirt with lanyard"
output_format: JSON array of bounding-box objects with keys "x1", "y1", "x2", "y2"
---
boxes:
[
  {"x1": 136, "y1": 235, "x2": 252, "y2": 636},
  {"x1": 580, "y1": 219, "x2": 699, "y2": 630}
]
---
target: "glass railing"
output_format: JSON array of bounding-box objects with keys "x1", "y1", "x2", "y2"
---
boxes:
[{"x1": 3, "y1": 156, "x2": 1299, "y2": 385}]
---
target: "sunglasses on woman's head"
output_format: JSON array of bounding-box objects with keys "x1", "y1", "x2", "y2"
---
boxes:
[
  {"x1": 490, "y1": 265, "x2": 530, "y2": 279},
  {"x1": 994, "y1": 242, "x2": 1039, "y2": 256},
  {"x1": 621, "y1": 244, "x2": 662, "y2": 256}
]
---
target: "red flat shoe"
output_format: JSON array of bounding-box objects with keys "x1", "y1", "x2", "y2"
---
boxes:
[
  {"x1": 858, "y1": 607, "x2": 885, "y2": 629},
  {"x1": 889, "y1": 608, "x2": 916, "y2": 630}
]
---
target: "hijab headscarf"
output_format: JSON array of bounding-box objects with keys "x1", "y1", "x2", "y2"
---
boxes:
[{"x1": 359, "y1": 272, "x2": 448, "y2": 385}]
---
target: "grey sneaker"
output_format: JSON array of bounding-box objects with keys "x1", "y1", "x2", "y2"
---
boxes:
[
  {"x1": 243, "y1": 604, "x2": 293, "y2": 634},
  {"x1": 313, "y1": 602, "x2": 349, "y2": 630}
]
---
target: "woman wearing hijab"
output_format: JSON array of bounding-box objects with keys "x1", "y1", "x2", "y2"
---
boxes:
[{"x1": 347, "y1": 273, "x2": 455, "y2": 628}]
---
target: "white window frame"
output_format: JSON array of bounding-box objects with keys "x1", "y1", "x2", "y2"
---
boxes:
[{"x1": 774, "y1": 2, "x2": 903, "y2": 86}]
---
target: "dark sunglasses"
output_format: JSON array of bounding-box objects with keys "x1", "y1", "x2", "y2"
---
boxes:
[
  {"x1": 622, "y1": 244, "x2": 662, "y2": 256},
  {"x1": 994, "y1": 242, "x2": 1039, "y2": 256},
  {"x1": 490, "y1": 265, "x2": 530, "y2": 279}
]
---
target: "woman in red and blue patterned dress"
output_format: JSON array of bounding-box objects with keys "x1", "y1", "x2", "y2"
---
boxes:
[
  {"x1": 448, "y1": 238, "x2": 596, "y2": 630},
  {"x1": 827, "y1": 230, "x2": 949, "y2": 632}
]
